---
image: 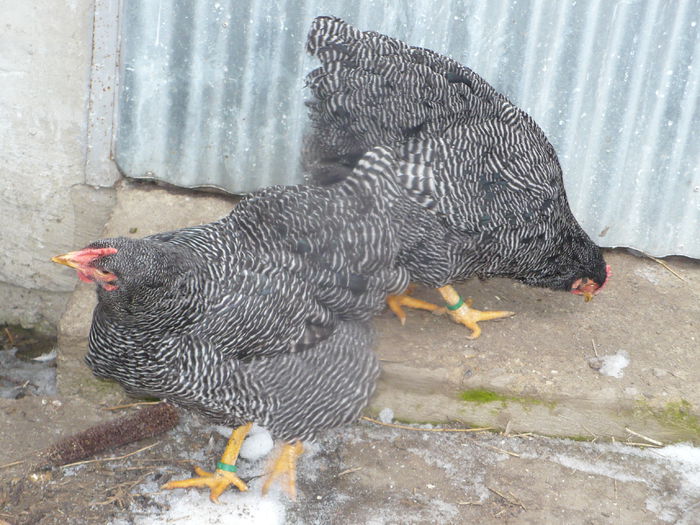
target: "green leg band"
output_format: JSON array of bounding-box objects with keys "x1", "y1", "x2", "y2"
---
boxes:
[
  {"x1": 217, "y1": 461, "x2": 238, "y2": 473},
  {"x1": 446, "y1": 297, "x2": 465, "y2": 311}
]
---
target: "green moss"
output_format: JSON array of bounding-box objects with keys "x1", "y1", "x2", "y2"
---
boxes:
[
  {"x1": 460, "y1": 389, "x2": 506, "y2": 404},
  {"x1": 567, "y1": 435, "x2": 595, "y2": 442},
  {"x1": 638, "y1": 399, "x2": 700, "y2": 441},
  {"x1": 393, "y1": 416, "x2": 451, "y2": 427},
  {"x1": 459, "y1": 388, "x2": 556, "y2": 411}
]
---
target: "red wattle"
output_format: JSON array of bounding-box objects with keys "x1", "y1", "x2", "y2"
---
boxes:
[{"x1": 77, "y1": 271, "x2": 93, "y2": 283}]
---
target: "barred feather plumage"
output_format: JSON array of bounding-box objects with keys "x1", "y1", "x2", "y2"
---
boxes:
[
  {"x1": 80, "y1": 171, "x2": 408, "y2": 442},
  {"x1": 305, "y1": 16, "x2": 607, "y2": 292}
]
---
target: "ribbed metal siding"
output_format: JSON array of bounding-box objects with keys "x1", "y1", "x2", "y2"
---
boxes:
[
  {"x1": 117, "y1": 0, "x2": 315, "y2": 193},
  {"x1": 116, "y1": 0, "x2": 699, "y2": 257}
]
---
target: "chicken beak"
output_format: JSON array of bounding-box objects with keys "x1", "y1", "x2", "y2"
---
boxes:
[
  {"x1": 51, "y1": 252, "x2": 82, "y2": 269},
  {"x1": 582, "y1": 291, "x2": 594, "y2": 302}
]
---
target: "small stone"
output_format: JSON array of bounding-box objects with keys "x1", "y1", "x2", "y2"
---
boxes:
[
  {"x1": 651, "y1": 368, "x2": 668, "y2": 378},
  {"x1": 588, "y1": 357, "x2": 603, "y2": 371}
]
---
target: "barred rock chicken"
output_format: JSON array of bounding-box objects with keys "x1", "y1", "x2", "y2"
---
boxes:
[
  {"x1": 304, "y1": 16, "x2": 609, "y2": 338},
  {"x1": 52, "y1": 170, "x2": 410, "y2": 501}
]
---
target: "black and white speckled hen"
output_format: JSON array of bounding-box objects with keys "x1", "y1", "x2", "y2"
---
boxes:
[
  {"x1": 51, "y1": 170, "x2": 410, "y2": 501},
  {"x1": 304, "y1": 16, "x2": 610, "y2": 338}
]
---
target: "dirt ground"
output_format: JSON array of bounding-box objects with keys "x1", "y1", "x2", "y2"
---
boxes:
[{"x1": 1, "y1": 399, "x2": 698, "y2": 525}]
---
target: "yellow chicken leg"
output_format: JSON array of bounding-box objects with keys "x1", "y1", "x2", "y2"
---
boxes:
[
  {"x1": 261, "y1": 441, "x2": 304, "y2": 500},
  {"x1": 387, "y1": 284, "x2": 447, "y2": 325},
  {"x1": 437, "y1": 285, "x2": 514, "y2": 339},
  {"x1": 162, "y1": 422, "x2": 252, "y2": 503}
]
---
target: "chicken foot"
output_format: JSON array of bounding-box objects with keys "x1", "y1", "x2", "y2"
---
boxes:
[
  {"x1": 162, "y1": 422, "x2": 252, "y2": 503},
  {"x1": 262, "y1": 441, "x2": 304, "y2": 500},
  {"x1": 387, "y1": 284, "x2": 448, "y2": 325},
  {"x1": 437, "y1": 285, "x2": 514, "y2": 339}
]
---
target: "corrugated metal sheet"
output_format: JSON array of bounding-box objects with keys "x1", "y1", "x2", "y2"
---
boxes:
[{"x1": 115, "y1": 0, "x2": 699, "y2": 257}]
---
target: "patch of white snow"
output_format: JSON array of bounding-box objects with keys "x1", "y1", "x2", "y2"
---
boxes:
[
  {"x1": 378, "y1": 407, "x2": 394, "y2": 423},
  {"x1": 599, "y1": 351, "x2": 630, "y2": 378},
  {"x1": 240, "y1": 427, "x2": 274, "y2": 462},
  {"x1": 123, "y1": 479, "x2": 285, "y2": 525}
]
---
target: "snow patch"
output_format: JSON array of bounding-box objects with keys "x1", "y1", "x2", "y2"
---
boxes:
[
  {"x1": 553, "y1": 454, "x2": 645, "y2": 484},
  {"x1": 118, "y1": 479, "x2": 285, "y2": 525},
  {"x1": 240, "y1": 428, "x2": 274, "y2": 462},
  {"x1": 213, "y1": 425, "x2": 233, "y2": 438},
  {"x1": 645, "y1": 443, "x2": 700, "y2": 523},
  {"x1": 599, "y1": 351, "x2": 630, "y2": 378},
  {"x1": 31, "y1": 348, "x2": 57, "y2": 362},
  {"x1": 541, "y1": 441, "x2": 700, "y2": 523},
  {"x1": 654, "y1": 443, "x2": 700, "y2": 489},
  {"x1": 378, "y1": 407, "x2": 394, "y2": 423},
  {"x1": 212, "y1": 423, "x2": 275, "y2": 461}
]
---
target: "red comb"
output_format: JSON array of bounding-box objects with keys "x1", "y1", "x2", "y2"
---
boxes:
[{"x1": 598, "y1": 264, "x2": 612, "y2": 292}]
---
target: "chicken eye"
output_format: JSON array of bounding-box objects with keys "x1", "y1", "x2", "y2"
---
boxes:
[{"x1": 95, "y1": 268, "x2": 117, "y2": 281}]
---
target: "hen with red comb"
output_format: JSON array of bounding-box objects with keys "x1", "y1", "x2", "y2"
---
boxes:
[
  {"x1": 52, "y1": 166, "x2": 411, "y2": 501},
  {"x1": 305, "y1": 16, "x2": 609, "y2": 337}
]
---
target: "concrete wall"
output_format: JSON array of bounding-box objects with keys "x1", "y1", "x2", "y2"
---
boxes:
[{"x1": 0, "y1": 1, "x2": 115, "y2": 333}]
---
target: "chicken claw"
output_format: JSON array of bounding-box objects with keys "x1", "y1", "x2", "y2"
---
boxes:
[
  {"x1": 387, "y1": 284, "x2": 447, "y2": 325},
  {"x1": 437, "y1": 285, "x2": 514, "y2": 339},
  {"x1": 162, "y1": 465, "x2": 248, "y2": 503},
  {"x1": 262, "y1": 441, "x2": 304, "y2": 500},
  {"x1": 162, "y1": 422, "x2": 252, "y2": 503}
]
